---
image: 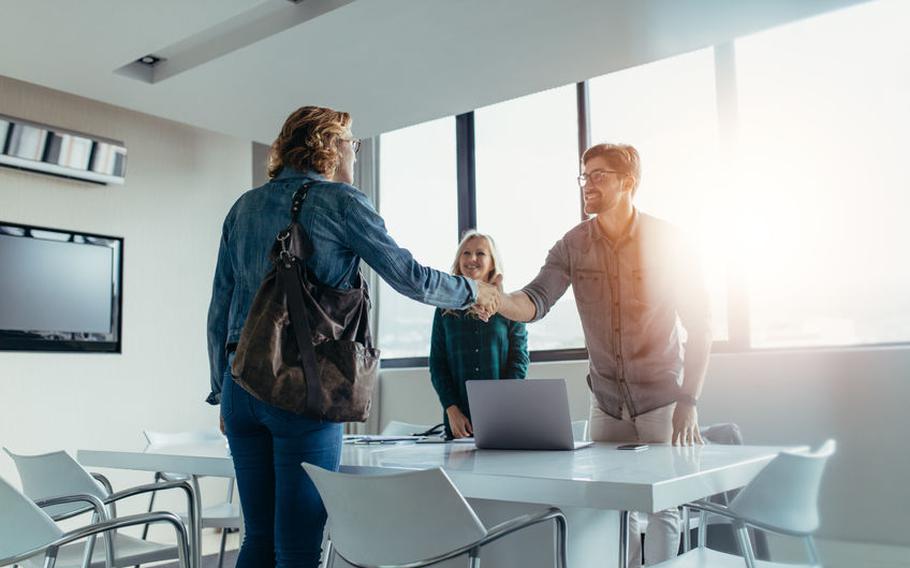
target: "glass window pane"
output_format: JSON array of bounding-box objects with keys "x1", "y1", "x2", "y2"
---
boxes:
[
  {"x1": 589, "y1": 47, "x2": 729, "y2": 341},
  {"x1": 475, "y1": 84, "x2": 586, "y2": 350},
  {"x1": 377, "y1": 117, "x2": 458, "y2": 358},
  {"x1": 735, "y1": 0, "x2": 910, "y2": 348}
]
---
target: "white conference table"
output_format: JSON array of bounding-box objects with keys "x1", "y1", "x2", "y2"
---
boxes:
[{"x1": 78, "y1": 441, "x2": 792, "y2": 568}]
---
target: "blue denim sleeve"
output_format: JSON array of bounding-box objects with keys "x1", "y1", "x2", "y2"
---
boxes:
[
  {"x1": 521, "y1": 238, "x2": 571, "y2": 322},
  {"x1": 343, "y1": 190, "x2": 476, "y2": 309},
  {"x1": 206, "y1": 210, "x2": 235, "y2": 405}
]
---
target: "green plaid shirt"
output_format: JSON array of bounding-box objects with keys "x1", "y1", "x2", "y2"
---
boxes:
[{"x1": 429, "y1": 308, "x2": 529, "y2": 433}]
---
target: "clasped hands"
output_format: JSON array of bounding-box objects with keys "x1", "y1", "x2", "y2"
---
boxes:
[{"x1": 471, "y1": 274, "x2": 504, "y2": 322}]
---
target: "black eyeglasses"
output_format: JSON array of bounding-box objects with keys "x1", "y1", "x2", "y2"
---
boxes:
[
  {"x1": 345, "y1": 138, "x2": 362, "y2": 153},
  {"x1": 577, "y1": 169, "x2": 622, "y2": 187}
]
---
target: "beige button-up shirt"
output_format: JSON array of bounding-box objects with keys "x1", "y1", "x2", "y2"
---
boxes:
[{"x1": 522, "y1": 210, "x2": 711, "y2": 419}]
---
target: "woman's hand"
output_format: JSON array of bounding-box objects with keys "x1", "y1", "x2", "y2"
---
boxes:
[{"x1": 446, "y1": 405, "x2": 473, "y2": 438}]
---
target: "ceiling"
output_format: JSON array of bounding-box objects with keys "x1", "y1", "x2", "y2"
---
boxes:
[{"x1": 0, "y1": 0, "x2": 868, "y2": 143}]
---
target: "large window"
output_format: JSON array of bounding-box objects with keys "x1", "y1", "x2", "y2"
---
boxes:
[
  {"x1": 589, "y1": 47, "x2": 729, "y2": 341},
  {"x1": 734, "y1": 0, "x2": 910, "y2": 348},
  {"x1": 375, "y1": 0, "x2": 910, "y2": 362},
  {"x1": 377, "y1": 117, "x2": 457, "y2": 358},
  {"x1": 475, "y1": 85, "x2": 585, "y2": 350}
]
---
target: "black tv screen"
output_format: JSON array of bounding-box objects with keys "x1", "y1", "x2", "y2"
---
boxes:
[{"x1": 0, "y1": 221, "x2": 122, "y2": 352}]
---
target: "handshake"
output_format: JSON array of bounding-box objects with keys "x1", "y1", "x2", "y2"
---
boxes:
[{"x1": 471, "y1": 274, "x2": 504, "y2": 322}]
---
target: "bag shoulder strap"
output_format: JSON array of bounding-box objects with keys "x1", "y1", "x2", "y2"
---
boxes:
[
  {"x1": 280, "y1": 180, "x2": 322, "y2": 416},
  {"x1": 279, "y1": 262, "x2": 323, "y2": 417},
  {"x1": 290, "y1": 181, "x2": 315, "y2": 223}
]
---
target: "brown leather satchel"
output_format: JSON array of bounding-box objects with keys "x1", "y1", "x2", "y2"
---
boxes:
[{"x1": 231, "y1": 182, "x2": 379, "y2": 422}]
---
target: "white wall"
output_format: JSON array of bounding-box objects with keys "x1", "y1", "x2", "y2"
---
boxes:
[
  {"x1": 378, "y1": 346, "x2": 910, "y2": 548},
  {"x1": 0, "y1": 75, "x2": 250, "y2": 510}
]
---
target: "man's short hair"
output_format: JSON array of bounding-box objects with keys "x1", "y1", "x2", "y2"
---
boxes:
[{"x1": 582, "y1": 143, "x2": 641, "y2": 196}]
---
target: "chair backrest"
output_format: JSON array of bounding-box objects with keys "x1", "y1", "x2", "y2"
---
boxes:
[
  {"x1": 700, "y1": 422, "x2": 743, "y2": 446},
  {"x1": 0, "y1": 475, "x2": 63, "y2": 561},
  {"x1": 143, "y1": 428, "x2": 224, "y2": 446},
  {"x1": 572, "y1": 420, "x2": 589, "y2": 441},
  {"x1": 303, "y1": 464, "x2": 487, "y2": 566},
  {"x1": 729, "y1": 439, "x2": 836, "y2": 534},
  {"x1": 380, "y1": 421, "x2": 433, "y2": 436},
  {"x1": 3, "y1": 448, "x2": 109, "y2": 518}
]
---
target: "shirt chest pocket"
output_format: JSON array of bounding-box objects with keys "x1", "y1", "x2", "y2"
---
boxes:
[{"x1": 572, "y1": 269, "x2": 605, "y2": 305}]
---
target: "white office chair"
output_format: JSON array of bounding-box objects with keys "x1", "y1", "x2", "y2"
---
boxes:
[
  {"x1": 653, "y1": 439, "x2": 837, "y2": 568},
  {"x1": 3, "y1": 448, "x2": 197, "y2": 568},
  {"x1": 141, "y1": 429, "x2": 241, "y2": 568},
  {"x1": 303, "y1": 464, "x2": 567, "y2": 568},
  {"x1": 0, "y1": 475, "x2": 190, "y2": 568},
  {"x1": 571, "y1": 420, "x2": 589, "y2": 442},
  {"x1": 379, "y1": 421, "x2": 436, "y2": 436}
]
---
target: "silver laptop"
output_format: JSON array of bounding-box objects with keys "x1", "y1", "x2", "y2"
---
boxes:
[{"x1": 466, "y1": 379, "x2": 594, "y2": 450}]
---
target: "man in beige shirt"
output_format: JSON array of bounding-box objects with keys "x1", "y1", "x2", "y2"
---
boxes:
[{"x1": 490, "y1": 143, "x2": 713, "y2": 566}]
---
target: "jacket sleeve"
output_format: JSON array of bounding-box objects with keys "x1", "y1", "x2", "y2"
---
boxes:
[
  {"x1": 504, "y1": 320, "x2": 529, "y2": 379},
  {"x1": 343, "y1": 190, "x2": 476, "y2": 309},
  {"x1": 429, "y1": 309, "x2": 460, "y2": 410},
  {"x1": 206, "y1": 210, "x2": 235, "y2": 405}
]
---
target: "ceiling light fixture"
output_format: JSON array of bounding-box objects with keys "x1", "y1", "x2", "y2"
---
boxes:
[{"x1": 137, "y1": 55, "x2": 162, "y2": 66}]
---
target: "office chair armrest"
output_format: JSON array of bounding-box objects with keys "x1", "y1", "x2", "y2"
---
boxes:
[
  {"x1": 333, "y1": 507, "x2": 568, "y2": 568},
  {"x1": 34, "y1": 493, "x2": 109, "y2": 523},
  {"x1": 90, "y1": 472, "x2": 118, "y2": 519},
  {"x1": 480, "y1": 507, "x2": 567, "y2": 548},
  {"x1": 105, "y1": 479, "x2": 198, "y2": 558},
  {"x1": 685, "y1": 500, "x2": 814, "y2": 538},
  {"x1": 0, "y1": 512, "x2": 192, "y2": 568},
  {"x1": 104, "y1": 479, "x2": 195, "y2": 510},
  {"x1": 683, "y1": 500, "x2": 738, "y2": 520},
  {"x1": 90, "y1": 472, "x2": 114, "y2": 494}
]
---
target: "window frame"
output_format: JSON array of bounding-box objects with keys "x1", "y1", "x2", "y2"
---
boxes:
[{"x1": 378, "y1": 37, "x2": 907, "y2": 366}]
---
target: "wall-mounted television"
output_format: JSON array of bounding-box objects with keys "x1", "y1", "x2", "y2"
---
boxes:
[{"x1": 0, "y1": 221, "x2": 123, "y2": 353}]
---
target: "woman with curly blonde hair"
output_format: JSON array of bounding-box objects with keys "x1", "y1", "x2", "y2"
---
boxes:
[
  {"x1": 429, "y1": 230, "x2": 529, "y2": 439},
  {"x1": 207, "y1": 106, "x2": 499, "y2": 567}
]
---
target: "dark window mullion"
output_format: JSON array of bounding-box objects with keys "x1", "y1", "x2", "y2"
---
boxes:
[
  {"x1": 455, "y1": 112, "x2": 477, "y2": 239},
  {"x1": 576, "y1": 81, "x2": 591, "y2": 222}
]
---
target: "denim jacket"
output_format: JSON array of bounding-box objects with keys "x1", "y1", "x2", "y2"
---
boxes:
[{"x1": 206, "y1": 168, "x2": 478, "y2": 404}]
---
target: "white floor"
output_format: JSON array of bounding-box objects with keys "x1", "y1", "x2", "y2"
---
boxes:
[
  {"x1": 768, "y1": 535, "x2": 910, "y2": 568},
  {"x1": 177, "y1": 530, "x2": 910, "y2": 568}
]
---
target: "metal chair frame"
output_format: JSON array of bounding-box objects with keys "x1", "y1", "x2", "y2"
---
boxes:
[{"x1": 325, "y1": 507, "x2": 568, "y2": 568}]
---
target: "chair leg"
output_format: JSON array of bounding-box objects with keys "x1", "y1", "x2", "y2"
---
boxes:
[
  {"x1": 217, "y1": 527, "x2": 229, "y2": 568},
  {"x1": 682, "y1": 507, "x2": 691, "y2": 552},
  {"x1": 141, "y1": 472, "x2": 162, "y2": 541},
  {"x1": 81, "y1": 512, "x2": 99, "y2": 568},
  {"x1": 619, "y1": 510, "x2": 630, "y2": 568},
  {"x1": 734, "y1": 522, "x2": 757, "y2": 568},
  {"x1": 468, "y1": 546, "x2": 481, "y2": 568},
  {"x1": 322, "y1": 539, "x2": 334, "y2": 568},
  {"x1": 554, "y1": 513, "x2": 568, "y2": 568},
  {"x1": 804, "y1": 536, "x2": 820, "y2": 566}
]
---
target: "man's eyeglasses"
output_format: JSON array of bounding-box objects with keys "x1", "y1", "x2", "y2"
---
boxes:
[
  {"x1": 345, "y1": 138, "x2": 362, "y2": 153},
  {"x1": 577, "y1": 169, "x2": 621, "y2": 188}
]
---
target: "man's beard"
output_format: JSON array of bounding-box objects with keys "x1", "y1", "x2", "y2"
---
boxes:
[{"x1": 584, "y1": 191, "x2": 621, "y2": 216}]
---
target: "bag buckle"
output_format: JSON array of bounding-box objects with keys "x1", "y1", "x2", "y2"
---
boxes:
[{"x1": 277, "y1": 230, "x2": 294, "y2": 267}]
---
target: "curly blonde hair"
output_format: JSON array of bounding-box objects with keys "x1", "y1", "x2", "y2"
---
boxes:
[{"x1": 267, "y1": 106, "x2": 352, "y2": 179}]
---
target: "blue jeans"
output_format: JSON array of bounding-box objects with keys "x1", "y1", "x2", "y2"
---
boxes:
[{"x1": 221, "y1": 374, "x2": 342, "y2": 568}]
